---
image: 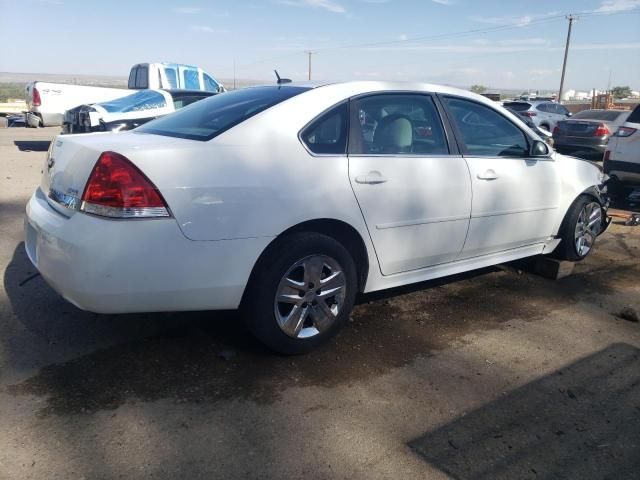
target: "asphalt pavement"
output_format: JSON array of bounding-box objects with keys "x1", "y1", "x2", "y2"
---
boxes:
[{"x1": 1, "y1": 127, "x2": 639, "y2": 479}]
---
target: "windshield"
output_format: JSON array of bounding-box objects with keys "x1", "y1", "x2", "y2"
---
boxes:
[
  {"x1": 571, "y1": 110, "x2": 627, "y2": 121},
  {"x1": 137, "y1": 86, "x2": 310, "y2": 141},
  {"x1": 98, "y1": 90, "x2": 167, "y2": 113}
]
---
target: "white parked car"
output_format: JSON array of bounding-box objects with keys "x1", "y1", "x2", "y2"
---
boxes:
[
  {"x1": 604, "y1": 104, "x2": 640, "y2": 186},
  {"x1": 25, "y1": 81, "x2": 610, "y2": 354}
]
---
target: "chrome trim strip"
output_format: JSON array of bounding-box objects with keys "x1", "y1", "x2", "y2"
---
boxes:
[
  {"x1": 376, "y1": 214, "x2": 469, "y2": 230},
  {"x1": 472, "y1": 205, "x2": 558, "y2": 218}
]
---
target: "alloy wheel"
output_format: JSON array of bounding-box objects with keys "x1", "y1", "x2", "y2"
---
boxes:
[
  {"x1": 274, "y1": 255, "x2": 346, "y2": 339},
  {"x1": 574, "y1": 202, "x2": 602, "y2": 257}
]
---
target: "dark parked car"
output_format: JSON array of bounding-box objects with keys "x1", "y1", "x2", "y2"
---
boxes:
[
  {"x1": 553, "y1": 109, "x2": 630, "y2": 159},
  {"x1": 62, "y1": 89, "x2": 216, "y2": 134},
  {"x1": 503, "y1": 100, "x2": 571, "y2": 131}
]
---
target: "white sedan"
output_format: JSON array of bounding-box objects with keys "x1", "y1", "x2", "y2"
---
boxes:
[{"x1": 25, "y1": 81, "x2": 609, "y2": 353}]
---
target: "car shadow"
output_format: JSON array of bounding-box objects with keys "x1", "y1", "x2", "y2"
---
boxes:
[
  {"x1": 2, "y1": 231, "x2": 631, "y2": 417},
  {"x1": 409, "y1": 342, "x2": 640, "y2": 480},
  {"x1": 13, "y1": 140, "x2": 52, "y2": 152}
]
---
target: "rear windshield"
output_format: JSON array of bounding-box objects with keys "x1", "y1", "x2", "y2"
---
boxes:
[
  {"x1": 99, "y1": 90, "x2": 166, "y2": 113},
  {"x1": 138, "y1": 86, "x2": 310, "y2": 141},
  {"x1": 627, "y1": 104, "x2": 640, "y2": 124},
  {"x1": 571, "y1": 110, "x2": 627, "y2": 121},
  {"x1": 503, "y1": 102, "x2": 531, "y2": 111}
]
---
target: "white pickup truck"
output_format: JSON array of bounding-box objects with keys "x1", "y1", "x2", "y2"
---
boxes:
[{"x1": 25, "y1": 63, "x2": 225, "y2": 127}]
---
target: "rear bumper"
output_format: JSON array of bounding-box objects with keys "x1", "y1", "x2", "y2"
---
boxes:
[
  {"x1": 24, "y1": 187, "x2": 271, "y2": 313},
  {"x1": 553, "y1": 136, "x2": 607, "y2": 154},
  {"x1": 603, "y1": 159, "x2": 640, "y2": 183}
]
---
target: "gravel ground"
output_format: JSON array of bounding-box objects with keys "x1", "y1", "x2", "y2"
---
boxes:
[{"x1": 1, "y1": 127, "x2": 639, "y2": 479}]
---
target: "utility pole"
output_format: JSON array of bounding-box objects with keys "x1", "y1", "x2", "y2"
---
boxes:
[
  {"x1": 558, "y1": 14, "x2": 576, "y2": 103},
  {"x1": 305, "y1": 51, "x2": 315, "y2": 80}
]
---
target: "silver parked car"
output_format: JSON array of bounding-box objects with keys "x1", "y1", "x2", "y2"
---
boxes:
[{"x1": 503, "y1": 100, "x2": 571, "y2": 132}]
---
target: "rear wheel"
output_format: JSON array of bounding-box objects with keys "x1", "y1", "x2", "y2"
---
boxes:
[
  {"x1": 554, "y1": 195, "x2": 604, "y2": 261},
  {"x1": 242, "y1": 232, "x2": 357, "y2": 354}
]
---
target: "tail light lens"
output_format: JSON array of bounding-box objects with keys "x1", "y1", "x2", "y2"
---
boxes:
[
  {"x1": 81, "y1": 151, "x2": 170, "y2": 218},
  {"x1": 522, "y1": 111, "x2": 537, "y2": 117},
  {"x1": 614, "y1": 126, "x2": 638, "y2": 137},
  {"x1": 603, "y1": 150, "x2": 611, "y2": 162},
  {"x1": 553, "y1": 126, "x2": 560, "y2": 135},
  {"x1": 593, "y1": 123, "x2": 610, "y2": 136},
  {"x1": 32, "y1": 87, "x2": 41, "y2": 107}
]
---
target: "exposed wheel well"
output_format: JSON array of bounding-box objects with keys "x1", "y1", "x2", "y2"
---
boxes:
[{"x1": 249, "y1": 219, "x2": 370, "y2": 294}]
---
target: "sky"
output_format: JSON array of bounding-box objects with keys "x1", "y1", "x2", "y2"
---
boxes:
[{"x1": 1, "y1": 0, "x2": 639, "y2": 91}]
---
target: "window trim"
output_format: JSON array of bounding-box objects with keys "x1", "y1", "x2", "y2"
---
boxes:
[
  {"x1": 438, "y1": 94, "x2": 550, "y2": 159},
  {"x1": 346, "y1": 91, "x2": 456, "y2": 158}
]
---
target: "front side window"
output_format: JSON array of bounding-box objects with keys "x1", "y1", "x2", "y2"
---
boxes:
[
  {"x1": 536, "y1": 103, "x2": 550, "y2": 113},
  {"x1": 138, "y1": 86, "x2": 310, "y2": 141},
  {"x1": 183, "y1": 68, "x2": 200, "y2": 90},
  {"x1": 556, "y1": 104, "x2": 570, "y2": 116},
  {"x1": 348, "y1": 94, "x2": 448, "y2": 155},
  {"x1": 300, "y1": 103, "x2": 348, "y2": 154},
  {"x1": 445, "y1": 97, "x2": 529, "y2": 157},
  {"x1": 203, "y1": 74, "x2": 220, "y2": 92}
]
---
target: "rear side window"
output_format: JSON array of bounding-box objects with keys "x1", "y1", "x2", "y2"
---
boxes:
[
  {"x1": 164, "y1": 67, "x2": 178, "y2": 89},
  {"x1": 503, "y1": 102, "x2": 531, "y2": 112},
  {"x1": 301, "y1": 103, "x2": 348, "y2": 154},
  {"x1": 349, "y1": 94, "x2": 448, "y2": 155},
  {"x1": 536, "y1": 103, "x2": 550, "y2": 113},
  {"x1": 183, "y1": 68, "x2": 200, "y2": 90},
  {"x1": 445, "y1": 97, "x2": 529, "y2": 157},
  {"x1": 626, "y1": 105, "x2": 640, "y2": 124},
  {"x1": 138, "y1": 86, "x2": 310, "y2": 141}
]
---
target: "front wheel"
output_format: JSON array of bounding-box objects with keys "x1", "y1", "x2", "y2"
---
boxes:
[
  {"x1": 554, "y1": 195, "x2": 604, "y2": 261},
  {"x1": 242, "y1": 232, "x2": 357, "y2": 354}
]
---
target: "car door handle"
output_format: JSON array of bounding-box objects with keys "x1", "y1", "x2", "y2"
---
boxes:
[
  {"x1": 477, "y1": 169, "x2": 499, "y2": 180},
  {"x1": 355, "y1": 171, "x2": 388, "y2": 184}
]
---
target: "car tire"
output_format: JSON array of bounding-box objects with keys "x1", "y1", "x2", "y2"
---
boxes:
[
  {"x1": 242, "y1": 232, "x2": 358, "y2": 355},
  {"x1": 553, "y1": 195, "x2": 604, "y2": 262}
]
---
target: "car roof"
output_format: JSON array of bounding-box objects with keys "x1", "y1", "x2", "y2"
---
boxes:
[{"x1": 254, "y1": 80, "x2": 489, "y2": 99}]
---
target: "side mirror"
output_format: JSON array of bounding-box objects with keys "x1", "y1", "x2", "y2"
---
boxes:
[{"x1": 531, "y1": 139, "x2": 550, "y2": 157}]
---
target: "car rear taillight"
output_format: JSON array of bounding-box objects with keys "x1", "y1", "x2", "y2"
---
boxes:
[
  {"x1": 603, "y1": 150, "x2": 611, "y2": 162},
  {"x1": 80, "y1": 151, "x2": 170, "y2": 218},
  {"x1": 32, "y1": 87, "x2": 41, "y2": 107},
  {"x1": 553, "y1": 126, "x2": 560, "y2": 135},
  {"x1": 522, "y1": 111, "x2": 537, "y2": 117},
  {"x1": 593, "y1": 123, "x2": 610, "y2": 136},
  {"x1": 614, "y1": 126, "x2": 638, "y2": 137}
]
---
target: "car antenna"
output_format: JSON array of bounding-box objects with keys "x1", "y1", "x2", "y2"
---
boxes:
[{"x1": 274, "y1": 70, "x2": 292, "y2": 85}]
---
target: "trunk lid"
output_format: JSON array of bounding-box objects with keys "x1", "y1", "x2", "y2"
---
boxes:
[
  {"x1": 555, "y1": 120, "x2": 606, "y2": 137},
  {"x1": 42, "y1": 131, "x2": 192, "y2": 216}
]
